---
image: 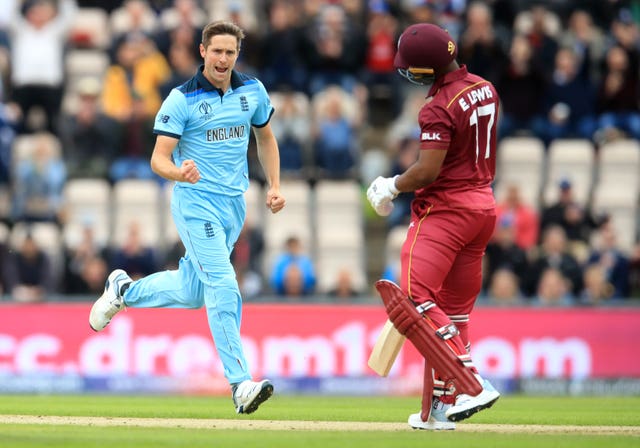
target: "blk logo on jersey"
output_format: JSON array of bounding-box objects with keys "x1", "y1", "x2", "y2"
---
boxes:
[
  {"x1": 240, "y1": 96, "x2": 249, "y2": 112},
  {"x1": 157, "y1": 114, "x2": 170, "y2": 124},
  {"x1": 421, "y1": 131, "x2": 442, "y2": 141},
  {"x1": 198, "y1": 101, "x2": 215, "y2": 120}
]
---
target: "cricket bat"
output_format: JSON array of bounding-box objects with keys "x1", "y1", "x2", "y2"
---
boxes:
[{"x1": 368, "y1": 319, "x2": 406, "y2": 376}]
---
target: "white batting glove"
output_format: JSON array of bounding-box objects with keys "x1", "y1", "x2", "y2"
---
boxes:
[{"x1": 367, "y1": 175, "x2": 399, "y2": 216}]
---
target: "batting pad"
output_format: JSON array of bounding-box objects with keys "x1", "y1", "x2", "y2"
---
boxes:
[{"x1": 375, "y1": 280, "x2": 482, "y2": 397}]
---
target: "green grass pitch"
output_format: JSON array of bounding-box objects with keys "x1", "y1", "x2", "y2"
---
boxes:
[{"x1": 0, "y1": 394, "x2": 638, "y2": 447}]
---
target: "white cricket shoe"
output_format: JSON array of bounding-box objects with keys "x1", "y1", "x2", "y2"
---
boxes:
[
  {"x1": 232, "y1": 379, "x2": 274, "y2": 414},
  {"x1": 445, "y1": 377, "x2": 500, "y2": 422},
  {"x1": 89, "y1": 269, "x2": 132, "y2": 332},
  {"x1": 408, "y1": 398, "x2": 456, "y2": 430}
]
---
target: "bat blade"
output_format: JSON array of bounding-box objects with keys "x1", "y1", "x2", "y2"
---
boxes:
[{"x1": 368, "y1": 319, "x2": 406, "y2": 377}]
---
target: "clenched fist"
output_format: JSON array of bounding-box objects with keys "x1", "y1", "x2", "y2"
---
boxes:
[
  {"x1": 180, "y1": 159, "x2": 200, "y2": 184},
  {"x1": 266, "y1": 188, "x2": 286, "y2": 214}
]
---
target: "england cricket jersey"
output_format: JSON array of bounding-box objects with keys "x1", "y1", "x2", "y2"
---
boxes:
[{"x1": 153, "y1": 65, "x2": 274, "y2": 195}]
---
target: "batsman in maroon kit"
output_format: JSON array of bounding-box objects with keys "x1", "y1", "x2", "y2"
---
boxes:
[{"x1": 367, "y1": 23, "x2": 501, "y2": 430}]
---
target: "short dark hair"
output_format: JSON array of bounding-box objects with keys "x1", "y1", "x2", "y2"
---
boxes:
[{"x1": 201, "y1": 20, "x2": 245, "y2": 50}]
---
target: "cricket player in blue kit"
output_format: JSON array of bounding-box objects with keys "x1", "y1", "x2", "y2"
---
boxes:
[{"x1": 89, "y1": 20, "x2": 286, "y2": 415}]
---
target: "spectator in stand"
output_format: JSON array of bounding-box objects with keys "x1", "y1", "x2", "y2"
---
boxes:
[
  {"x1": 109, "y1": 94, "x2": 158, "y2": 182},
  {"x1": 327, "y1": 267, "x2": 361, "y2": 301},
  {"x1": 362, "y1": 1, "x2": 402, "y2": 121},
  {"x1": 257, "y1": 0, "x2": 307, "y2": 92},
  {"x1": 483, "y1": 214, "x2": 529, "y2": 294},
  {"x1": 495, "y1": 183, "x2": 539, "y2": 252},
  {"x1": 7, "y1": 0, "x2": 78, "y2": 135},
  {"x1": 558, "y1": 9, "x2": 607, "y2": 84},
  {"x1": 532, "y1": 266, "x2": 575, "y2": 307},
  {"x1": 159, "y1": 42, "x2": 199, "y2": 100},
  {"x1": 101, "y1": 32, "x2": 171, "y2": 124},
  {"x1": 606, "y1": 8, "x2": 640, "y2": 77},
  {"x1": 12, "y1": 132, "x2": 66, "y2": 223},
  {"x1": 269, "y1": 89, "x2": 311, "y2": 174},
  {"x1": 57, "y1": 77, "x2": 121, "y2": 180},
  {"x1": 422, "y1": 0, "x2": 469, "y2": 40},
  {"x1": 109, "y1": 220, "x2": 158, "y2": 280},
  {"x1": 154, "y1": 0, "x2": 205, "y2": 62},
  {"x1": 101, "y1": 33, "x2": 170, "y2": 182},
  {"x1": 457, "y1": 1, "x2": 509, "y2": 84},
  {"x1": 312, "y1": 85, "x2": 362, "y2": 179},
  {"x1": 594, "y1": 45, "x2": 640, "y2": 144},
  {"x1": 402, "y1": 0, "x2": 441, "y2": 28},
  {"x1": 483, "y1": 0, "x2": 518, "y2": 39},
  {"x1": 579, "y1": 264, "x2": 614, "y2": 305},
  {"x1": 523, "y1": 225, "x2": 583, "y2": 299},
  {"x1": 299, "y1": 3, "x2": 367, "y2": 96},
  {"x1": 78, "y1": 255, "x2": 109, "y2": 295},
  {"x1": 522, "y1": 3, "x2": 559, "y2": 82},
  {"x1": 4, "y1": 232, "x2": 53, "y2": 302},
  {"x1": 225, "y1": 3, "x2": 262, "y2": 75},
  {"x1": 536, "y1": 46, "x2": 598, "y2": 145},
  {"x1": 280, "y1": 263, "x2": 306, "y2": 298},
  {"x1": 540, "y1": 179, "x2": 603, "y2": 257},
  {"x1": 585, "y1": 221, "x2": 630, "y2": 299},
  {"x1": 484, "y1": 267, "x2": 526, "y2": 306},
  {"x1": 270, "y1": 235, "x2": 316, "y2": 296},
  {"x1": 63, "y1": 222, "x2": 109, "y2": 295},
  {"x1": 109, "y1": 0, "x2": 159, "y2": 62},
  {"x1": 495, "y1": 33, "x2": 548, "y2": 140}
]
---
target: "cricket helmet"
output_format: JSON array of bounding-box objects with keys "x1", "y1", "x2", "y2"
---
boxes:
[{"x1": 394, "y1": 23, "x2": 458, "y2": 85}]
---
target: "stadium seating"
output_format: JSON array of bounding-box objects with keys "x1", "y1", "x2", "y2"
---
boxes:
[
  {"x1": 111, "y1": 179, "x2": 163, "y2": 249},
  {"x1": 597, "y1": 139, "x2": 640, "y2": 196},
  {"x1": 592, "y1": 139, "x2": 640, "y2": 252},
  {"x1": 494, "y1": 136, "x2": 546, "y2": 208},
  {"x1": 542, "y1": 139, "x2": 596, "y2": 207},
  {"x1": 61, "y1": 178, "x2": 112, "y2": 250},
  {"x1": 244, "y1": 179, "x2": 264, "y2": 224},
  {"x1": 314, "y1": 179, "x2": 367, "y2": 293},
  {"x1": 63, "y1": 49, "x2": 110, "y2": 113},
  {"x1": 68, "y1": 7, "x2": 112, "y2": 49}
]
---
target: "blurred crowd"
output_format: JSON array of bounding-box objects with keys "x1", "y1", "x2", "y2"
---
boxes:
[{"x1": 0, "y1": 0, "x2": 638, "y2": 304}]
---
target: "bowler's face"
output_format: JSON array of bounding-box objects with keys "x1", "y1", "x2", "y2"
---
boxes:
[{"x1": 200, "y1": 34, "x2": 239, "y2": 89}]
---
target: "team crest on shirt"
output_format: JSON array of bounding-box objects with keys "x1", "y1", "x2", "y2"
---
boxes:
[
  {"x1": 198, "y1": 101, "x2": 215, "y2": 120},
  {"x1": 240, "y1": 96, "x2": 249, "y2": 112}
]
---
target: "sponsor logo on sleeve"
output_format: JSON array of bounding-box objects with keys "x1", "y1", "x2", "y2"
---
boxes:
[{"x1": 421, "y1": 131, "x2": 441, "y2": 141}]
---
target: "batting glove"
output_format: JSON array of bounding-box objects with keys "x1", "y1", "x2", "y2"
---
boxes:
[{"x1": 367, "y1": 175, "x2": 399, "y2": 216}]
